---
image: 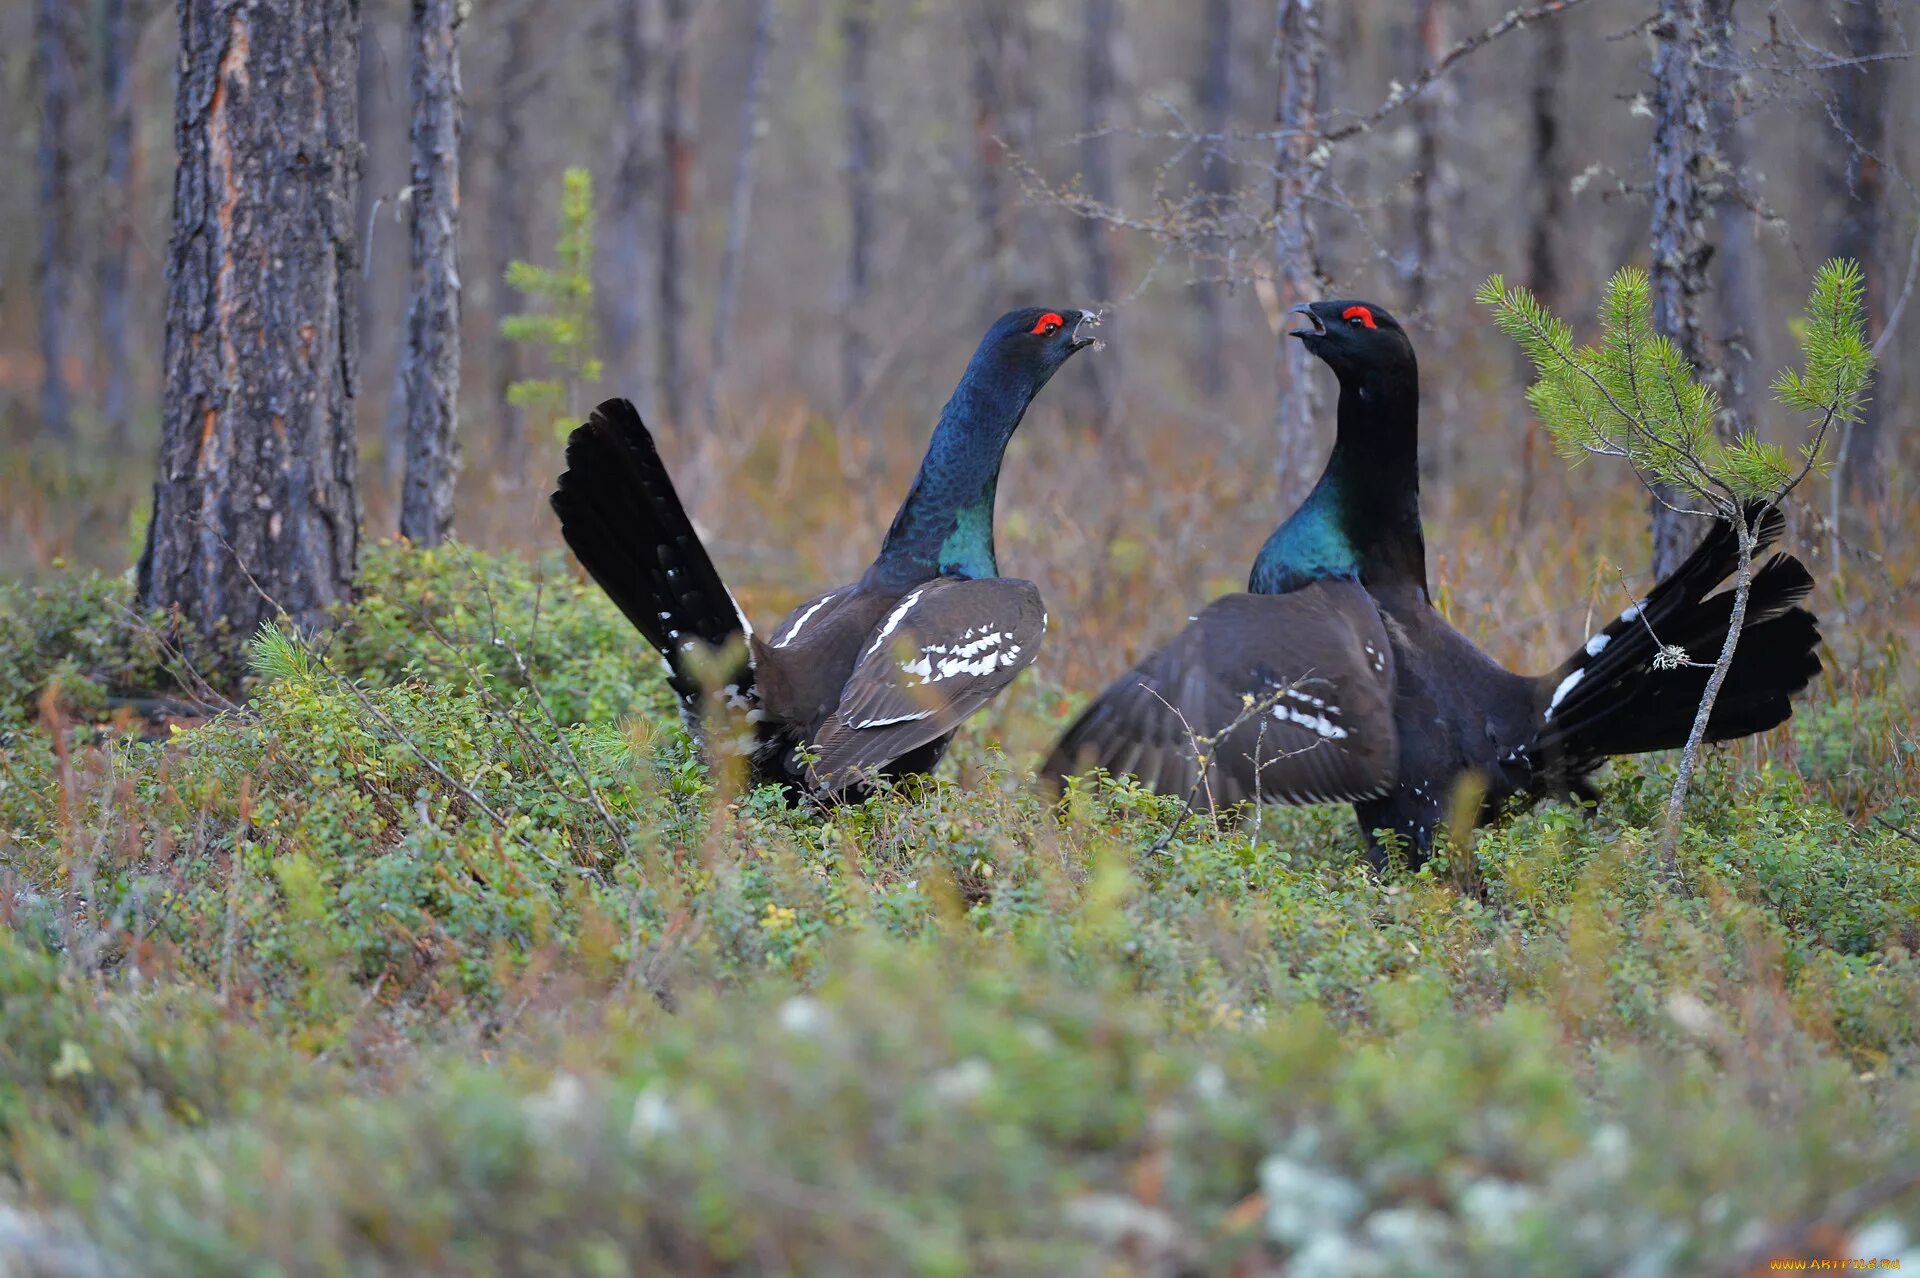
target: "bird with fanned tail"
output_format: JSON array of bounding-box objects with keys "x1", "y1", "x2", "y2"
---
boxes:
[
  {"x1": 1043, "y1": 299, "x2": 1820, "y2": 864},
  {"x1": 553, "y1": 306, "x2": 1101, "y2": 800}
]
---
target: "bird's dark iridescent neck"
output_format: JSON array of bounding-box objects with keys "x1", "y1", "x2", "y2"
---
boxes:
[
  {"x1": 868, "y1": 362, "x2": 1036, "y2": 586},
  {"x1": 1250, "y1": 356, "x2": 1427, "y2": 599}
]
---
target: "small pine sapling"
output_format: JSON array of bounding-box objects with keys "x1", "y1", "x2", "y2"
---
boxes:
[
  {"x1": 500, "y1": 167, "x2": 605, "y2": 442},
  {"x1": 1478, "y1": 260, "x2": 1874, "y2": 869}
]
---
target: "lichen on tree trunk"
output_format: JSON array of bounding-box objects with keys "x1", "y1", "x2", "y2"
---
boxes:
[
  {"x1": 139, "y1": 0, "x2": 364, "y2": 682},
  {"x1": 399, "y1": 0, "x2": 463, "y2": 548}
]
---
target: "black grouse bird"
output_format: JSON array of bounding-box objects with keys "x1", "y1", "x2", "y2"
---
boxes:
[
  {"x1": 1043, "y1": 299, "x2": 1821, "y2": 862},
  {"x1": 554, "y1": 306, "x2": 1101, "y2": 798}
]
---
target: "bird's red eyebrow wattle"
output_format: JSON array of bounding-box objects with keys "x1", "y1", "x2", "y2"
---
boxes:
[
  {"x1": 1342, "y1": 305, "x2": 1377, "y2": 329},
  {"x1": 1030, "y1": 311, "x2": 1065, "y2": 334}
]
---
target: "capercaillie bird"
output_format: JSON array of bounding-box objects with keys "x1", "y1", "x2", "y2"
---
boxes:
[
  {"x1": 553, "y1": 306, "x2": 1102, "y2": 799},
  {"x1": 1043, "y1": 299, "x2": 1820, "y2": 864}
]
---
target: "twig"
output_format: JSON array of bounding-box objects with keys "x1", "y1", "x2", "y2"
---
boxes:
[{"x1": 1322, "y1": 0, "x2": 1595, "y2": 144}]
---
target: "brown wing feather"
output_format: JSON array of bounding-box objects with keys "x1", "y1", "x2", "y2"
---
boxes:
[
  {"x1": 1042, "y1": 582, "x2": 1398, "y2": 807},
  {"x1": 808, "y1": 578, "x2": 1047, "y2": 792}
]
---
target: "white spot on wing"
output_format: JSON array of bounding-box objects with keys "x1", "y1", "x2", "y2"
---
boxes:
[
  {"x1": 1544, "y1": 667, "x2": 1586, "y2": 722},
  {"x1": 866, "y1": 588, "x2": 926, "y2": 656},
  {"x1": 1619, "y1": 602, "x2": 1643, "y2": 625},
  {"x1": 853, "y1": 710, "x2": 934, "y2": 729},
  {"x1": 1272, "y1": 704, "x2": 1349, "y2": 740},
  {"x1": 896, "y1": 631, "x2": 1023, "y2": 683},
  {"x1": 1584, "y1": 632, "x2": 1610, "y2": 657},
  {"x1": 776, "y1": 593, "x2": 836, "y2": 648}
]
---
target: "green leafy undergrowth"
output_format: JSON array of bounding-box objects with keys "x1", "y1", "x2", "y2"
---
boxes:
[
  {"x1": 3, "y1": 548, "x2": 1918, "y2": 1272},
  {"x1": 11, "y1": 939, "x2": 1919, "y2": 1277}
]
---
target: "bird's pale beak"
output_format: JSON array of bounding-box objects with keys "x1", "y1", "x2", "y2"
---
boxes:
[
  {"x1": 1069, "y1": 309, "x2": 1105, "y2": 352},
  {"x1": 1287, "y1": 304, "x2": 1325, "y2": 339}
]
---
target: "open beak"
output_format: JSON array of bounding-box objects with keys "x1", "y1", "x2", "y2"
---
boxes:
[
  {"x1": 1287, "y1": 304, "x2": 1325, "y2": 339},
  {"x1": 1069, "y1": 309, "x2": 1105, "y2": 352}
]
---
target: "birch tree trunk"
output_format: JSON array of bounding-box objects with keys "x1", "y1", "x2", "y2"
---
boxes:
[
  {"x1": 1646, "y1": 0, "x2": 1722, "y2": 576},
  {"x1": 139, "y1": 0, "x2": 364, "y2": 680},
  {"x1": 1273, "y1": 0, "x2": 1326, "y2": 493},
  {"x1": 658, "y1": 0, "x2": 696, "y2": 428},
  {"x1": 704, "y1": 0, "x2": 775, "y2": 427},
  {"x1": 840, "y1": 0, "x2": 878, "y2": 414},
  {"x1": 398, "y1": 0, "x2": 463, "y2": 547},
  {"x1": 33, "y1": 0, "x2": 78, "y2": 440}
]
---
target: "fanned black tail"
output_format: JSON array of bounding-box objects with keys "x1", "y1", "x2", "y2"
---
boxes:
[
  {"x1": 550, "y1": 399, "x2": 752, "y2": 713},
  {"x1": 1527, "y1": 505, "x2": 1822, "y2": 777}
]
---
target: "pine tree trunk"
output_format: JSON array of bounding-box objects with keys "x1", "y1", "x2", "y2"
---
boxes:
[
  {"x1": 1272, "y1": 0, "x2": 1326, "y2": 494},
  {"x1": 140, "y1": 0, "x2": 364, "y2": 681},
  {"x1": 1407, "y1": 0, "x2": 1459, "y2": 488},
  {"x1": 33, "y1": 0, "x2": 78, "y2": 441},
  {"x1": 398, "y1": 0, "x2": 463, "y2": 547},
  {"x1": 840, "y1": 0, "x2": 877, "y2": 414},
  {"x1": 1523, "y1": 16, "x2": 1566, "y2": 309},
  {"x1": 489, "y1": 3, "x2": 533, "y2": 467},
  {"x1": 967, "y1": 4, "x2": 1010, "y2": 295},
  {"x1": 1078, "y1": 0, "x2": 1121, "y2": 432},
  {"x1": 1405, "y1": 0, "x2": 1456, "y2": 315},
  {"x1": 1704, "y1": 0, "x2": 1757, "y2": 441},
  {"x1": 101, "y1": 0, "x2": 141, "y2": 443},
  {"x1": 1833, "y1": 0, "x2": 1889, "y2": 505},
  {"x1": 1646, "y1": 0, "x2": 1721, "y2": 577},
  {"x1": 658, "y1": 0, "x2": 696, "y2": 429},
  {"x1": 606, "y1": 0, "x2": 659, "y2": 411},
  {"x1": 1195, "y1": 0, "x2": 1233, "y2": 398},
  {"x1": 1516, "y1": 12, "x2": 1568, "y2": 528},
  {"x1": 705, "y1": 0, "x2": 776, "y2": 427}
]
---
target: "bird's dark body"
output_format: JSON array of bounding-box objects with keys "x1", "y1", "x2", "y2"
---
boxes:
[
  {"x1": 1351, "y1": 597, "x2": 1545, "y2": 850},
  {"x1": 1046, "y1": 298, "x2": 1821, "y2": 865},
  {"x1": 554, "y1": 306, "x2": 1096, "y2": 801}
]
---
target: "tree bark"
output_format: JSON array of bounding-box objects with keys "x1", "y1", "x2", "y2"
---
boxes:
[
  {"x1": 489, "y1": 2, "x2": 534, "y2": 466},
  {"x1": 658, "y1": 0, "x2": 697, "y2": 429},
  {"x1": 1405, "y1": 0, "x2": 1457, "y2": 314},
  {"x1": 1704, "y1": 0, "x2": 1757, "y2": 441},
  {"x1": 33, "y1": 0, "x2": 79, "y2": 440},
  {"x1": 1645, "y1": 0, "x2": 1722, "y2": 576},
  {"x1": 1272, "y1": 0, "x2": 1326, "y2": 492},
  {"x1": 398, "y1": 0, "x2": 463, "y2": 547},
  {"x1": 606, "y1": 0, "x2": 660, "y2": 413},
  {"x1": 840, "y1": 0, "x2": 878, "y2": 414},
  {"x1": 705, "y1": 0, "x2": 776, "y2": 427},
  {"x1": 1523, "y1": 15, "x2": 1567, "y2": 309},
  {"x1": 101, "y1": 0, "x2": 143, "y2": 444},
  {"x1": 140, "y1": 0, "x2": 364, "y2": 680},
  {"x1": 1833, "y1": 0, "x2": 1889, "y2": 503},
  {"x1": 1078, "y1": 0, "x2": 1121, "y2": 431},
  {"x1": 966, "y1": 4, "x2": 1011, "y2": 295},
  {"x1": 1517, "y1": 13, "x2": 1568, "y2": 528},
  {"x1": 1196, "y1": 0, "x2": 1233, "y2": 397}
]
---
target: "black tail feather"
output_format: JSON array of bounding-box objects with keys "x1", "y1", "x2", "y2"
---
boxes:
[
  {"x1": 1528, "y1": 506, "x2": 1821, "y2": 774},
  {"x1": 550, "y1": 399, "x2": 751, "y2": 708}
]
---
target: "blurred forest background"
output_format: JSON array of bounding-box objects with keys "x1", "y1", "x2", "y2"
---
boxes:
[{"x1": 3, "y1": 0, "x2": 1915, "y2": 693}]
